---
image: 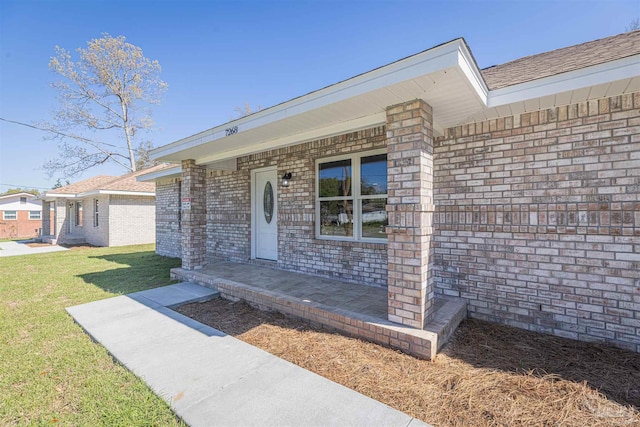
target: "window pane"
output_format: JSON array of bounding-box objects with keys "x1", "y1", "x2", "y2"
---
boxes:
[
  {"x1": 29, "y1": 211, "x2": 41, "y2": 220},
  {"x1": 319, "y1": 159, "x2": 352, "y2": 198},
  {"x1": 361, "y1": 198, "x2": 387, "y2": 238},
  {"x1": 76, "y1": 202, "x2": 83, "y2": 226},
  {"x1": 361, "y1": 154, "x2": 387, "y2": 195},
  {"x1": 319, "y1": 200, "x2": 353, "y2": 237},
  {"x1": 4, "y1": 211, "x2": 17, "y2": 220}
]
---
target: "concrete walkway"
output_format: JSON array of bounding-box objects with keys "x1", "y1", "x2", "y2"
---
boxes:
[
  {"x1": 0, "y1": 240, "x2": 68, "y2": 257},
  {"x1": 67, "y1": 282, "x2": 429, "y2": 427}
]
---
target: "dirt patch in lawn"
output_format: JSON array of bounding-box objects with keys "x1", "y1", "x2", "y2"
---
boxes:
[{"x1": 177, "y1": 298, "x2": 640, "y2": 427}]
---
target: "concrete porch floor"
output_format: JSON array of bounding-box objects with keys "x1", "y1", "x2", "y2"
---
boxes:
[{"x1": 171, "y1": 261, "x2": 467, "y2": 360}]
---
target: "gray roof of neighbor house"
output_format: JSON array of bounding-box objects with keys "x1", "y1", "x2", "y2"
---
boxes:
[
  {"x1": 481, "y1": 30, "x2": 640, "y2": 90},
  {"x1": 45, "y1": 164, "x2": 173, "y2": 197},
  {"x1": 0, "y1": 191, "x2": 38, "y2": 200}
]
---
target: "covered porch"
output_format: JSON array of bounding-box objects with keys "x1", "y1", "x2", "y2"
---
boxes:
[
  {"x1": 38, "y1": 199, "x2": 86, "y2": 245},
  {"x1": 171, "y1": 261, "x2": 466, "y2": 360},
  {"x1": 144, "y1": 40, "x2": 482, "y2": 359}
]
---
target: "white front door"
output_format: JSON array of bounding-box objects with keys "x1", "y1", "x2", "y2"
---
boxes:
[{"x1": 253, "y1": 168, "x2": 278, "y2": 261}]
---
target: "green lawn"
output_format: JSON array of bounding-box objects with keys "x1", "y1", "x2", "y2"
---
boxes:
[{"x1": 0, "y1": 244, "x2": 185, "y2": 426}]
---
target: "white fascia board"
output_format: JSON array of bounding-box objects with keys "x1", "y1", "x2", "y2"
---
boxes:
[
  {"x1": 487, "y1": 54, "x2": 640, "y2": 108},
  {"x1": 82, "y1": 190, "x2": 155, "y2": 197},
  {"x1": 136, "y1": 166, "x2": 182, "y2": 182},
  {"x1": 456, "y1": 43, "x2": 489, "y2": 104},
  {"x1": 195, "y1": 113, "x2": 387, "y2": 165},
  {"x1": 151, "y1": 40, "x2": 468, "y2": 161},
  {"x1": 41, "y1": 193, "x2": 79, "y2": 199}
]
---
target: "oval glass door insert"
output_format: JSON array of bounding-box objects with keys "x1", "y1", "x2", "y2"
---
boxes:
[{"x1": 263, "y1": 181, "x2": 274, "y2": 224}]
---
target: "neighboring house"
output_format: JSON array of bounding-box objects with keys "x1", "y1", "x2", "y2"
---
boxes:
[
  {"x1": 0, "y1": 192, "x2": 46, "y2": 239},
  {"x1": 141, "y1": 31, "x2": 640, "y2": 353},
  {"x1": 41, "y1": 165, "x2": 170, "y2": 246}
]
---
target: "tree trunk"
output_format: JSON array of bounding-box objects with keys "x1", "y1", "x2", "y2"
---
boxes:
[{"x1": 120, "y1": 100, "x2": 136, "y2": 172}]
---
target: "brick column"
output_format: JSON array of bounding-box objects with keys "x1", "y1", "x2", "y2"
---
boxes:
[
  {"x1": 386, "y1": 99, "x2": 435, "y2": 328},
  {"x1": 181, "y1": 159, "x2": 207, "y2": 270},
  {"x1": 41, "y1": 201, "x2": 51, "y2": 236}
]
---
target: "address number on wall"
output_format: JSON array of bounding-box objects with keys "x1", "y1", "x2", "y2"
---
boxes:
[{"x1": 225, "y1": 126, "x2": 238, "y2": 136}]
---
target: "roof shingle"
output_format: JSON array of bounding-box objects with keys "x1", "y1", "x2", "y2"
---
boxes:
[
  {"x1": 46, "y1": 164, "x2": 172, "y2": 196},
  {"x1": 481, "y1": 30, "x2": 640, "y2": 90}
]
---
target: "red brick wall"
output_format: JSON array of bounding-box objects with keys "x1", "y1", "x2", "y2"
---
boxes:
[{"x1": 0, "y1": 210, "x2": 43, "y2": 239}]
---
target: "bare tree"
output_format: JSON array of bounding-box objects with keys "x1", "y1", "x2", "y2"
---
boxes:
[
  {"x1": 42, "y1": 33, "x2": 167, "y2": 177},
  {"x1": 626, "y1": 17, "x2": 640, "y2": 32},
  {"x1": 233, "y1": 102, "x2": 263, "y2": 118}
]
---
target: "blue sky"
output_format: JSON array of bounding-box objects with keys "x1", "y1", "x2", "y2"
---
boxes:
[{"x1": 0, "y1": 0, "x2": 637, "y2": 192}]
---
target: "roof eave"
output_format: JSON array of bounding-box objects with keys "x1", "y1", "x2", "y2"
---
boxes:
[
  {"x1": 92, "y1": 190, "x2": 155, "y2": 197},
  {"x1": 41, "y1": 193, "x2": 78, "y2": 200},
  {"x1": 487, "y1": 54, "x2": 640, "y2": 107},
  {"x1": 137, "y1": 166, "x2": 183, "y2": 182},
  {"x1": 0, "y1": 192, "x2": 37, "y2": 200},
  {"x1": 151, "y1": 38, "x2": 487, "y2": 163},
  {"x1": 42, "y1": 190, "x2": 155, "y2": 199}
]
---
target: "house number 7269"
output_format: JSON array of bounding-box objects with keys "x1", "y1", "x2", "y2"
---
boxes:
[{"x1": 225, "y1": 126, "x2": 238, "y2": 136}]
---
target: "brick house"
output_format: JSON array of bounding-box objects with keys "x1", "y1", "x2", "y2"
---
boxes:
[
  {"x1": 0, "y1": 192, "x2": 47, "y2": 239},
  {"x1": 142, "y1": 31, "x2": 640, "y2": 355},
  {"x1": 40, "y1": 165, "x2": 170, "y2": 246}
]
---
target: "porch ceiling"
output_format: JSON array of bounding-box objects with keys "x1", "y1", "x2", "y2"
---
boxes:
[{"x1": 164, "y1": 69, "x2": 485, "y2": 166}]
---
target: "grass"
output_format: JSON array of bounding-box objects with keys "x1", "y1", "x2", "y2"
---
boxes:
[
  {"x1": 178, "y1": 298, "x2": 640, "y2": 427},
  {"x1": 0, "y1": 244, "x2": 184, "y2": 426}
]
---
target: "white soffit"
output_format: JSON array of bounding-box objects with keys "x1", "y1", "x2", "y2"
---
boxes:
[
  {"x1": 487, "y1": 55, "x2": 640, "y2": 107},
  {"x1": 136, "y1": 166, "x2": 182, "y2": 182},
  {"x1": 92, "y1": 190, "x2": 155, "y2": 197},
  {"x1": 42, "y1": 190, "x2": 156, "y2": 199},
  {"x1": 152, "y1": 39, "x2": 488, "y2": 165},
  {"x1": 465, "y1": 55, "x2": 640, "y2": 123},
  {"x1": 41, "y1": 193, "x2": 77, "y2": 199}
]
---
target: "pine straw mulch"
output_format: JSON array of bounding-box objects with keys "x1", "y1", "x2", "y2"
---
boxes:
[
  {"x1": 60, "y1": 243, "x2": 99, "y2": 250},
  {"x1": 176, "y1": 298, "x2": 640, "y2": 427},
  {"x1": 25, "y1": 242, "x2": 52, "y2": 248}
]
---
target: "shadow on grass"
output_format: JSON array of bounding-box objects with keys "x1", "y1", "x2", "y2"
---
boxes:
[
  {"x1": 79, "y1": 251, "x2": 182, "y2": 295},
  {"x1": 442, "y1": 318, "x2": 640, "y2": 409}
]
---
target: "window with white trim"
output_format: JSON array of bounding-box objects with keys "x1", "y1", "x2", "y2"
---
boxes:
[
  {"x1": 19, "y1": 197, "x2": 27, "y2": 204},
  {"x1": 29, "y1": 211, "x2": 41, "y2": 220},
  {"x1": 93, "y1": 199, "x2": 99, "y2": 227},
  {"x1": 316, "y1": 149, "x2": 388, "y2": 242},
  {"x1": 3, "y1": 211, "x2": 17, "y2": 220}
]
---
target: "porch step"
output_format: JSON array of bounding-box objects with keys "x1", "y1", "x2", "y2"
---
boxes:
[
  {"x1": 40, "y1": 236, "x2": 57, "y2": 245},
  {"x1": 58, "y1": 236, "x2": 86, "y2": 245},
  {"x1": 171, "y1": 266, "x2": 467, "y2": 360}
]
